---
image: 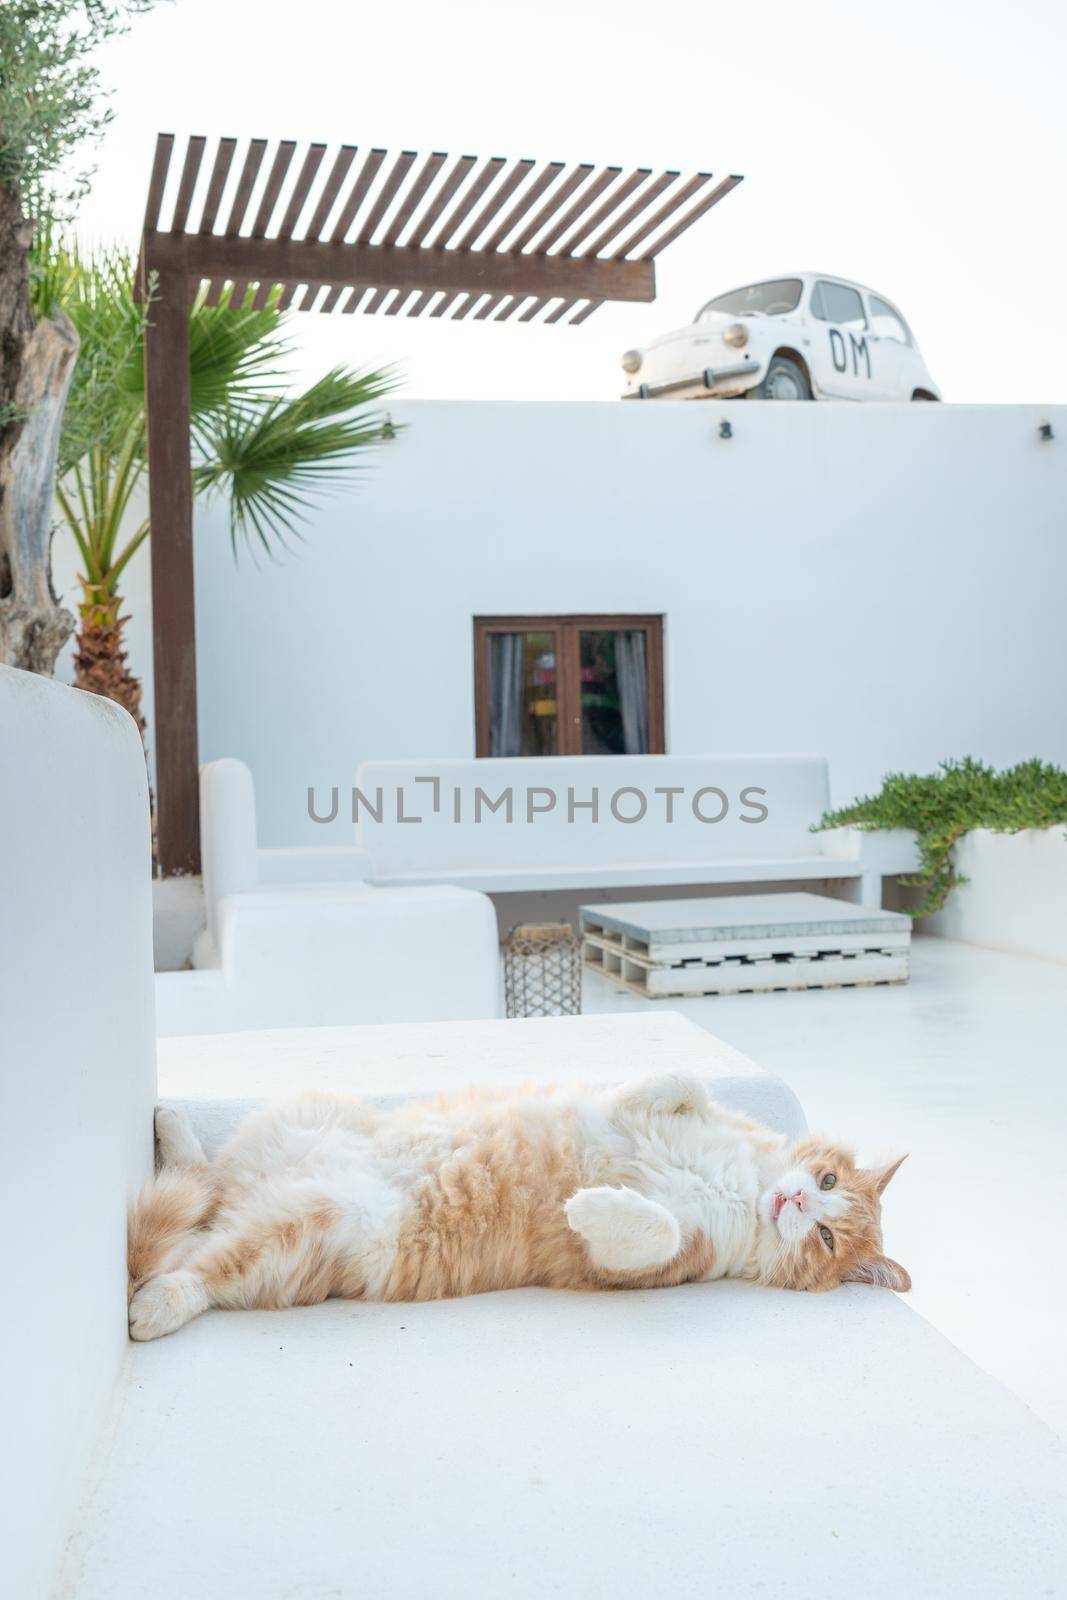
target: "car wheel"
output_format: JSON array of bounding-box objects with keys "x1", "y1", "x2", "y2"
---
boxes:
[
  {"x1": 748, "y1": 355, "x2": 812, "y2": 400},
  {"x1": 911, "y1": 389, "x2": 939, "y2": 401}
]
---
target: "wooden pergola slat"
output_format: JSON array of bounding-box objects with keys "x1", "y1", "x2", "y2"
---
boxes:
[
  {"x1": 138, "y1": 133, "x2": 742, "y2": 874},
  {"x1": 143, "y1": 133, "x2": 174, "y2": 230},
  {"x1": 329, "y1": 148, "x2": 387, "y2": 242},
  {"x1": 170, "y1": 136, "x2": 206, "y2": 233},
  {"x1": 355, "y1": 150, "x2": 417, "y2": 245},
  {"x1": 251, "y1": 141, "x2": 297, "y2": 236},
  {"x1": 536, "y1": 165, "x2": 621, "y2": 254},
  {"x1": 579, "y1": 170, "x2": 678, "y2": 257},
  {"x1": 382, "y1": 151, "x2": 446, "y2": 246},
  {"x1": 224, "y1": 139, "x2": 267, "y2": 236},
  {"x1": 559, "y1": 167, "x2": 650, "y2": 256},
  {"x1": 483, "y1": 161, "x2": 564, "y2": 251},
  {"x1": 634, "y1": 173, "x2": 743, "y2": 259},
  {"x1": 198, "y1": 137, "x2": 237, "y2": 234},
  {"x1": 277, "y1": 143, "x2": 327, "y2": 238},
  {"x1": 431, "y1": 155, "x2": 506, "y2": 247},
  {"x1": 510, "y1": 162, "x2": 594, "y2": 253},
  {"x1": 455, "y1": 158, "x2": 535, "y2": 250},
  {"x1": 306, "y1": 144, "x2": 358, "y2": 240},
  {"x1": 405, "y1": 154, "x2": 475, "y2": 247},
  {"x1": 610, "y1": 172, "x2": 711, "y2": 258}
]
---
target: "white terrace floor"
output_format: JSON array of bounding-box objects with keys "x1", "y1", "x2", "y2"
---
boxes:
[
  {"x1": 586, "y1": 932, "x2": 1067, "y2": 1438},
  {"x1": 58, "y1": 936, "x2": 1067, "y2": 1599}
]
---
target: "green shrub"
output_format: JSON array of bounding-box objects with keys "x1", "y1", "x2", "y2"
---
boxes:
[{"x1": 817, "y1": 757, "x2": 1067, "y2": 915}]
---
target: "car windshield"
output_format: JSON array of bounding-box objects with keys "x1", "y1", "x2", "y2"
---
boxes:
[{"x1": 696, "y1": 279, "x2": 803, "y2": 320}]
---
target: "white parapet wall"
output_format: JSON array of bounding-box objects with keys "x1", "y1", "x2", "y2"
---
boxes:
[
  {"x1": 52, "y1": 402, "x2": 1067, "y2": 852},
  {"x1": 926, "y1": 828, "x2": 1067, "y2": 964},
  {"x1": 0, "y1": 668, "x2": 156, "y2": 1600}
]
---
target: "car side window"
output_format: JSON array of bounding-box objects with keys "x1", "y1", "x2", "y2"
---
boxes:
[
  {"x1": 868, "y1": 294, "x2": 911, "y2": 345},
  {"x1": 812, "y1": 281, "x2": 866, "y2": 329}
]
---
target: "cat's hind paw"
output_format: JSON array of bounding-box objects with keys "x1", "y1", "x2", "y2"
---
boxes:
[
  {"x1": 154, "y1": 1104, "x2": 207, "y2": 1169},
  {"x1": 611, "y1": 1072, "x2": 711, "y2": 1121}
]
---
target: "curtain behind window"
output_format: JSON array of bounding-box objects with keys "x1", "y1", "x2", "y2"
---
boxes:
[
  {"x1": 487, "y1": 632, "x2": 525, "y2": 756},
  {"x1": 614, "y1": 630, "x2": 649, "y2": 754}
]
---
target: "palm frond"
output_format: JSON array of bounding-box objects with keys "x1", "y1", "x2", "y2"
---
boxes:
[
  {"x1": 41, "y1": 240, "x2": 148, "y2": 473},
  {"x1": 35, "y1": 229, "x2": 406, "y2": 577},
  {"x1": 192, "y1": 365, "x2": 403, "y2": 555},
  {"x1": 186, "y1": 282, "x2": 294, "y2": 423}
]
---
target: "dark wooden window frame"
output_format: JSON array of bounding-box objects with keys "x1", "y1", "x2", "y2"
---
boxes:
[{"x1": 473, "y1": 614, "x2": 665, "y2": 757}]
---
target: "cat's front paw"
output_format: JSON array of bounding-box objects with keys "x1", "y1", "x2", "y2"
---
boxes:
[
  {"x1": 129, "y1": 1271, "x2": 209, "y2": 1341},
  {"x1": 565, "y1": 1185, "x2": 632, "y2": 1237},
  {"x1": 565, "y1": 1186, "x2": 681, "y2": 1271}
]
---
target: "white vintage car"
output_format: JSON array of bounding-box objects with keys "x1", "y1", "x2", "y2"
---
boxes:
[{"x1": 621, "y1": 273, "x2": 940, "y2": 402}]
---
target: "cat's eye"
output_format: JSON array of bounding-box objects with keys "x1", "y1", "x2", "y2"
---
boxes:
[
  {"x1": 820, "y1": 1173, "x2": 837, "y2": 1191},
  {"x1": 819, "y1": 1226, "x2": 834, "y2": 1249}
]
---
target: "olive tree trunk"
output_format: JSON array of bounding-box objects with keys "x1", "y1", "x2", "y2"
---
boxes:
[{"x1": 0, "y1": 184, "x2": 78, "y2": 675}]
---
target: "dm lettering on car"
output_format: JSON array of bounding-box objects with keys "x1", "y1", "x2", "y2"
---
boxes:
[{"x1": 620, "y1": 273, "x2": 940, "y2": 403}]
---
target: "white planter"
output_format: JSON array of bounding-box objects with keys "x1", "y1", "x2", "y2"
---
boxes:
[{"x1": 926, "y1": 827, "x2": 1067, "y2": 964}]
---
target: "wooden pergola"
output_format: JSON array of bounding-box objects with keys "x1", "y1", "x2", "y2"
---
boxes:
[{"x1": 138, "y1": 134, "x2": 742, "y2": 874}]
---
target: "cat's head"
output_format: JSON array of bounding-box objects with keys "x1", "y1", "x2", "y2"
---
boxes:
[{"x1": 756, "y1": 1137, "x2": 910, "y2": 1293}]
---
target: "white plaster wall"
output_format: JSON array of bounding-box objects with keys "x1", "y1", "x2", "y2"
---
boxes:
[
  {"x1": 0, "y1": 668, "x2": 156, "y2": 1600},
  {"x1": 87, "y1": 401, "x2": 1067, "y2": 849},
  {"x1": 926, "y1": 828, "x2": 1067, "y2": 964}
]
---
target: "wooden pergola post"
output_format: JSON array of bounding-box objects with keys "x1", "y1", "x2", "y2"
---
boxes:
[
  {"x1": 137, "y1": 135, "x2": 742, "y2": 877},
  {"x1": 142, "y1": 254, "x2": 200, "y2": 875}
]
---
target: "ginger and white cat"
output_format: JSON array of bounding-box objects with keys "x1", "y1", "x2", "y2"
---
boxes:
[{"x1": 128, "y1": 1073, "x2": 909, "y2": 1341}]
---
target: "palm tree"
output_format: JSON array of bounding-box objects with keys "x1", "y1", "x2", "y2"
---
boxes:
[{"x1": 33, "y1": 240, "x2": 398, "y2": 732}]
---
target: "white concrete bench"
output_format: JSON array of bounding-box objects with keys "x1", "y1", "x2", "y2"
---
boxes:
[
  {"x1": 62, "y1": 1013, "x2": 1067, "y2": 1600},
  {"x1": 355, "y1": 755, "x2": 919, "y2": 907},
  {"x1": 155, "y1": 759, "x2": 502, "y2": 1036},
  {"x1": 0, "y1": 666, "x2": 156, "y2": 1600}
]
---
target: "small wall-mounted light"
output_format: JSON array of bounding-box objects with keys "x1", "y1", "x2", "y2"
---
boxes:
[
  {"x1": 381, "y1": 412, "x2": 396, "y2": 440},
  {"x1": 719, "y1": 419, "x2": 733, "y2": 440},
  {"x1": 1039, "y1": 421, "x2": 1054, "y2": 442}
]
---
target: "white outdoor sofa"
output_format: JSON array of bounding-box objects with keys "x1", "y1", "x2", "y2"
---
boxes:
[
  {"x1": 154, "y1": 758, "x2": 501, "y2": 1036},
  {"x1": 354, "y1": 755, "x2": 919, "y2": 907},
  {"x1": 158, "y1": 753, "x2": 917, "y2": 1035},
  {"x1": 5, "y1": 665, "x2": 1066, "y2": 1600}
]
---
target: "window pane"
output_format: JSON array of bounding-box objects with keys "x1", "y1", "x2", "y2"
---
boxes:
[
  {"x1": 869, "y1": 295, "x2": 910, "y2": 344},
  {"x1": 812, "y1": 281, "x2": 866, "y2": 328},
  {"x1": 698, "y1": 278, "x2": 802, "y2": 320},
  {"x1": 485, "y1": 631, "x2": 557, "y2": 756},
  {"x1": 579, "y1": 630, "x2": 649, "y2": 755}
]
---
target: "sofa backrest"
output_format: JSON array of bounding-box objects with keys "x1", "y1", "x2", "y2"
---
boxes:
[
  {"x1": 200, "y1": 758, "x2": 259, "y2": 946},
  {"x1": 354, "y1": 755, "x2": 831, "y2": 878}
]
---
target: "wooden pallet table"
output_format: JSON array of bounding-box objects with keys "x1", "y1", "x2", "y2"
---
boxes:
[{"x1": 580, "y1": 892, "x2": 911, "y2": 998}]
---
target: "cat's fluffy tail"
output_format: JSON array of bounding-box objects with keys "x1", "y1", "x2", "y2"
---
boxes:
[{"x1": 127, "y1": 1169, "x2": 218, "y2": 1294}]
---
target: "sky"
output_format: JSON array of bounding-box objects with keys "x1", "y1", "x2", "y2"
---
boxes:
[{"x1": 77, "y1": 0, "x2": 1067, "y2": 404}]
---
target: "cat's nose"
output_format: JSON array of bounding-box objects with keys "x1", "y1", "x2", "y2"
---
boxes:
[{"x1": 791, "y1": 1191, "x2": 806, "y2": 1211}]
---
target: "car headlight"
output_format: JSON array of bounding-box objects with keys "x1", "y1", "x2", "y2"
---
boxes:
[
  {"x1": 722, "y1": 322, "x2": 748, "y2": 349},
  {"x1": 620, "y1": 349, "x2": 643, "y2": 374}
]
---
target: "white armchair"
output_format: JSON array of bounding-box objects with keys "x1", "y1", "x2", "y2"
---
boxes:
[{"x1": 156, "y1": 759, "x2": 502, "y2": 1036}]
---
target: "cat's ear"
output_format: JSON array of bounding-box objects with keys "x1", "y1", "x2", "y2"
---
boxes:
[
  {"x1": 843, "y1": 1254, "x2": 911, "y2": 1292},
  {"x1": 870, "y1": 1154, "x2": 908, "y2": 1195}
]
